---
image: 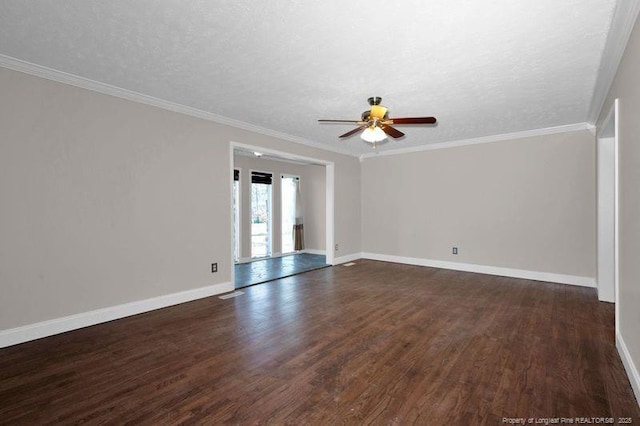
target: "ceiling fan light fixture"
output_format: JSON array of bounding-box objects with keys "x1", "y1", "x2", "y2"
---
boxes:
[
  {"x1": 319, "y1": 96, "x2": 436, "y2": 148},
  {"x1": 360, "y1": 126, "x2": 387, "y2": 143}
]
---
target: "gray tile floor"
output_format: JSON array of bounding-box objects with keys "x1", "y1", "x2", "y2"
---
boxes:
[{"x1": 234, "y1": 253, "x2": 329, "y2": 289}]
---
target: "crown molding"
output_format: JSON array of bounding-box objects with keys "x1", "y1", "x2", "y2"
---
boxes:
[
  {"x1": 359, "y1": 122, "x2": 594, "y2": 160},
  {"x1": 0, "y1": 53, "x2": 605, "y2": 160},
  {"x1": 0, "y1": 54, "x2": 353, "y2": 157},
  {"x1": 587, "y1": 0, "x2": 640, "y2": 124}
]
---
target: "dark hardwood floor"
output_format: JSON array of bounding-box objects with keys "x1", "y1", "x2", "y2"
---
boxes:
[{"x1": 0, "y1": 260, "x2": 638, "y2": 424}]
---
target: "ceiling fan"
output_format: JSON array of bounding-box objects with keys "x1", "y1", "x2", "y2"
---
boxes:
[{"x1": 319, "y1": 97, "x2": 437, "y2": 149}]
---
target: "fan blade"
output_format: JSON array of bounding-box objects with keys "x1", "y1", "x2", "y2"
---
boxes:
[
  {"x1": 339, "y1": 125, "x2": 367, "y2": 138},
  {"x1": 318, "y1": 119, "x2": 363, "y2": 123},
  {"x1": 381, "y1": 124, "x2": 405, "y2": 138},
  {"x1": 387, "y1": 117, "x2": 437, "y2": 124}
]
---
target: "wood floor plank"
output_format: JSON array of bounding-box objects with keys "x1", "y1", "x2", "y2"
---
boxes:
[{"x1": 0, "y1": 260, "x2": 638, "y2": 424}]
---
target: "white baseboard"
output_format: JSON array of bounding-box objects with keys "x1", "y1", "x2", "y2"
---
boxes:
[
  {"x1": 0, "y1": 281, "x2": 233, "y2": 348},
  {"x1": 3, "y1": 255, "x2": 595, "y2": 349},
  {"x1": 617, "y1": 331, "x2": 640, "y2": 406},
  {"x1": 304, "y1": 249, "x2": 326, "y2": 256},
  {"x1": 333, "y1": 252, "x2": 364, "y2": 265},
  {"x1": 361, "y1": 252, "x2": 596, "y2": 287}
]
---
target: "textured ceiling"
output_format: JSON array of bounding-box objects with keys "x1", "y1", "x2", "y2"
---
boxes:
[{"x1": 0, "y1": 1, "x2": 617, "y2": 156}]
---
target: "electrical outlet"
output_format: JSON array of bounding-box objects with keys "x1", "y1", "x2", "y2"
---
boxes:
[
  {"x1": 452, "y1": 247, "x2": 458, "y2": 255},
  {"x1": 335, "y1": 244, "x2": 339, "y2": 252},
  {"x1": 211, "y1": 263, "x2": 218, "y2": 273}
]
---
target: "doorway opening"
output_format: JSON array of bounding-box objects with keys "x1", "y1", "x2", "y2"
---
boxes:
[{"x1": 230, "y1": 143, "x2": 335, "y2": 289}]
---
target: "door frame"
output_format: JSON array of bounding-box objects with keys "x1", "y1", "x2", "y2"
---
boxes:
[{"x1": 596, "y1": 99, "x2": 619, "y2": 319}]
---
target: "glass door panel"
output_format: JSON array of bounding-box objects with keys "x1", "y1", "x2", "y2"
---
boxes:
[{"x1": 251, "y1": 178, "x2": 272, "y2": 258}]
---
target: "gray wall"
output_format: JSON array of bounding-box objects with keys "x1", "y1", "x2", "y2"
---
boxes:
[
  {"x1": 361, "y1": 130, "x2": 596, "y2": 278},
  {"x1": 0, "y1": 66, "x2": 361, "y2": 330},
  {"x1": 233, "y1": 155, "x2": 326, "y2": 260},
  {"x1": 598, "y1": 12, "x2": 640, "y2": 396}
]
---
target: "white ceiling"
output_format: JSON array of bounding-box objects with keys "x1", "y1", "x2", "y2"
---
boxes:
[{"x1": 0, "y1": 1, "x2": 620, "y2": 156}]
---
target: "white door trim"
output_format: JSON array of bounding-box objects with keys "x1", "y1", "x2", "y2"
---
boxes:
[{"x1": 596, "y1": 99, "x2": 619, "y2": 311}]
